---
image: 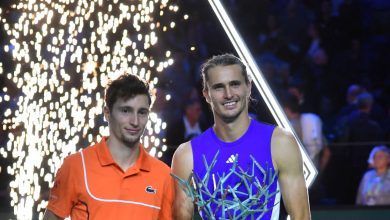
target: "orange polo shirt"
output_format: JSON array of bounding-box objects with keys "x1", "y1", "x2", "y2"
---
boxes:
[{"x1": 47, "y1": 137, "x2": 174, "y2": 220}]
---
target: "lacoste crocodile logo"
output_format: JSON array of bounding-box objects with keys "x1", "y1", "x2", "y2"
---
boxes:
[{"x1": 145, "y1": 186, "x2": 157, "y2": 194}]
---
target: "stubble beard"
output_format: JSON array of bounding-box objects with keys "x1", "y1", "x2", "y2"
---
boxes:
[
  {"x1": 219, "y1": 109, "x2": 242, "y2": 124},
  {"x1": 217, "y1": 99, "x2": 247, "y2": 124},
  {"x1": 217, "y1": 104, "x2": 244, "y2": 124},
  {"x1": 121, "y1": 132, "x2": 142, "y2": 149}
]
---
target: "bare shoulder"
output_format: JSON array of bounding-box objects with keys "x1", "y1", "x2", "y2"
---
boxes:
[
  {"x1": 271, "y1": 127, "x2": 302, "y2": 171},
  {"x1": 171, "y1": 141, "x2": 193, "y2": 179},
  {"x1": 271, "y1": 127, "x2": 299, "y2": 155},
  {"x1": 271, "y1": 126, "x2": 293, "y2": 140},
  {"x1": 173, "y1": 141, "x2": 193, "y2": 159}
]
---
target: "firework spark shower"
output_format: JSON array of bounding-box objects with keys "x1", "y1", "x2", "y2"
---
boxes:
[{"x1": 0, "y1": 0, "x2": 180, "y2": 218}]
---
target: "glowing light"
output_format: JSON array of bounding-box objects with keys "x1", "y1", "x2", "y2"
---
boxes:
[
  {"x1": 208, "y1": 0, "x2": 317, "y2": 186},
  {"x1": 0, "y1": 0, "x2": 179, "y2": 219}
]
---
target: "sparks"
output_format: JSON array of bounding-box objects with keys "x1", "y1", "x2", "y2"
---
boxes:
[{"x1": 0, "y1": 0, "x2": 179, "y2": 219}]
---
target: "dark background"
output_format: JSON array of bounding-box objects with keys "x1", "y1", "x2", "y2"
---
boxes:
[{"x1": 1, "y1": 0, "x2": 390, "y2": 219}]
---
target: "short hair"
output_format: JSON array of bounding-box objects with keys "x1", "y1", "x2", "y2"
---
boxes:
[
  {"x1": 347, "y1": 84, "x2": 362, "y2": 97},
  {"x1": 288, "y1": 78, "x2": 305, "y2": 94},
  {"x1": 281, "y1": 92, "x2": 300, "y2": 113},
  {"x1": 367, "y1": 145, "x2": 390, "y2": 165},
  {"x1": 104, "y1": 74, "x2": 151, "y2": 111},
  {"x1": 356, "y1": 92, "x2": 373, "y2": 109},
  {"x1": 201, "y1": 53, "x2": 249, "y2": 90}
]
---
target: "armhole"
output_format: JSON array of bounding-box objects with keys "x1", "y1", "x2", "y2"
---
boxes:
[{"x1": 270, "y1": 126, "x2": 279, "y2": 173}]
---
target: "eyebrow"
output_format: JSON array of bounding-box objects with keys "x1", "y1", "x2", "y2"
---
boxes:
[
  {"x1": 118, "y1": 106, "x2": 150, "y2": 112},
  {"x1": 211, "y1": 83, "x2": 224, "y2": 89},
  {"x1": 211, "y1": 80, "x2": 242, "y2": 89},
  {"x1": 139, "y1": 107, "x2": 150, "y2": 113},
  {"x1": 229, "y1": 80, "x2": 242, "y2": 85}
]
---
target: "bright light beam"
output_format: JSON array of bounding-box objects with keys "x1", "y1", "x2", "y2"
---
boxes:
[{"x1": 208, "y1": 0, "x2": 317, "y2": 187}]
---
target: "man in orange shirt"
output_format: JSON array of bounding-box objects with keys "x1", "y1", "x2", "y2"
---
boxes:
[{"x1": 43, "y1": 74, "x2": 174, "y2": 220}]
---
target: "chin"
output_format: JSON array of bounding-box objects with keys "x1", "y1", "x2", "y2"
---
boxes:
[
  {"x1": 122, "y1": 136, "x2": 141, "y2": 147},
  {"x1": 220, "y1": 114, "x2": 239, "y2": 123}
]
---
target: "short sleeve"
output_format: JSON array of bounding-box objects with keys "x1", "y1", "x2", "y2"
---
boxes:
[
  {"x1": 158, "y1": 174, "x2": 175, "y2": 220},
  {"x1": 46, "y1": 155, "x2": 78, "y2": 218}
]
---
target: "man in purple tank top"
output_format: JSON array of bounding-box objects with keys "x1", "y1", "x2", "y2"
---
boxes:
[{"x1": 171, "y1": 54, "x2": 311, "y2": 220}]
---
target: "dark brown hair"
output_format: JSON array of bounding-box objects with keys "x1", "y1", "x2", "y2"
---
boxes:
[{"x1": 104, "y1": 74, "x2": 151, "y2": 111}]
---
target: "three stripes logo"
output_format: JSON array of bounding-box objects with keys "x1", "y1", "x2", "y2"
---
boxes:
[{"x1": 226, "y1": 154, "x2": 238, "y2": 164}]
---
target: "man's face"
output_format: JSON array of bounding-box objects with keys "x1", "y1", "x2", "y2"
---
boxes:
[
  {"x1": 104, "y1": 95, "x2": 150, "y2": 147},
  {"x1": 288, "y1": 87, "x2": 302, "y2": 100},
  {"x1": 203, "y1": 64, "x2": 251, "y2": 123},
  {"x1": 185, "y1": 102, "x2": 202, "y2": 124},
  {"x1": 373, "y1": 151, "x2": 390, "y2": 170}
]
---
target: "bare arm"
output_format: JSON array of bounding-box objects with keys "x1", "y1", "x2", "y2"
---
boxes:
[
  {"x1": 171, "y1": 141, "x2": 194, "y2": 220},
  {"x1": 42, "y1": 210, "x2": 63, "y2": 220},
  {"x1": 271, "y1": 127, "x2": 311, "y2": 220}
]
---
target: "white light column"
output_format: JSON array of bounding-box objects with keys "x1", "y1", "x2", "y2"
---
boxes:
[{"x1": 208, "y1": 0, "x2": 317, "y2": 186}]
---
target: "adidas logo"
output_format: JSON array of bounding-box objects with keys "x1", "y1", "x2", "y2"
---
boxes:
[{"x1": 226, "y1": 154, "x2": 237, "y2": 163}]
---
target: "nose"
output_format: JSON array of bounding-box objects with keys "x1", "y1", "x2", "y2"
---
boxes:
[
  {"x1": 129, "y1": 113, "x2": 139, "y2": 126},
  {"x1": 224, "y1": 87, "x2": 233, "y2": 99}
]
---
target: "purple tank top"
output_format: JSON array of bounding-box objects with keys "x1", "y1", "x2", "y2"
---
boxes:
[{"x1": 191, "y1": 119, "x2": 280, "y2": 220}]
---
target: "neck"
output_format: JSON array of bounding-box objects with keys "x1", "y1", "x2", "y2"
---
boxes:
[
  {"x1": 213, "y1": 114, "x2": 250, "y2": 142},
  {"x1": 376, "y1": 167, "x2": 388, "y2": 176},
  {"x1": 185, "y1": 116, "x2": 198, "y2": 127},
  {"x1": 107, "y1": 137, "x2": 140, "y2": 171},
  {"x1": 289, "y1": 112, "x2": 300, "y2": 120}
]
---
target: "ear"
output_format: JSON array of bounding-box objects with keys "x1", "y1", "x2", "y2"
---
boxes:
[
  {"x1": 203, "y1": 88, "x2": 211, "y2": 103},
  {"x1": 103, "y1": 106, "x2": 110, "y2": 122},
  {"x1": 246, "y1": 81, "x2": 252, "y2": 99}
]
